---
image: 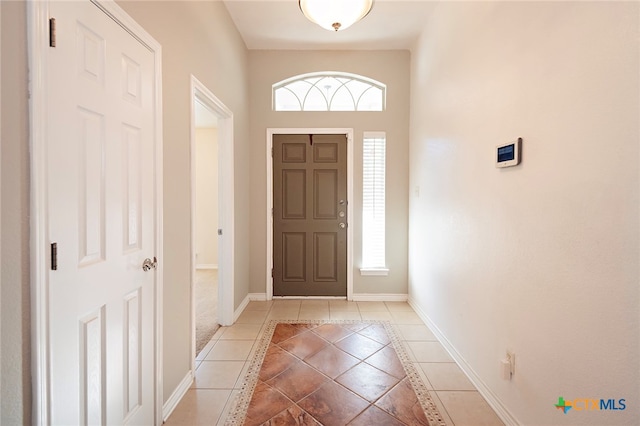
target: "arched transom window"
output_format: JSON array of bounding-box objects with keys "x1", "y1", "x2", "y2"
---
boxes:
[{"x1": 273, "y1": 72, "x2": 386, "y2": 111}]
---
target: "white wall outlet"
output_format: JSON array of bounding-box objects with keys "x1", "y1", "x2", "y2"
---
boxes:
[
  {"x1": 508, "y1": 351, "x2": 515, "y2": 376},
  {"x1": 501, "y1": 358, "x2": 511, "y2": 380},
  {"x1": 501, "y1": 351, "x2": 515, "y2": 380}
]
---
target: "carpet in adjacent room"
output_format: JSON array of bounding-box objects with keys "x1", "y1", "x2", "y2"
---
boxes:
[{"x1": 195, "y1": 269, "x2": 219, "y2": 356}]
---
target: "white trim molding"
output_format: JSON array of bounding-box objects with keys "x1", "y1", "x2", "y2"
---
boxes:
[
  {"x1": 28, "y1": 2, "x2": 52, "y2": 422},
  {"x1": 234, "y1": 294, "x2": 252, "y2": 322},
  {"x1": 195, "y1": 264, "x2": 218, "y2": 270},
  {"x1": 189, "y1": 75, "x2": 235, "y2": 330},
  {"x1": 161, "y1": 370, "x2": 194, "y2": 423},
  {"x1": 352, "y1": 293, "x2": 408, "y2": 302},
  {"x1": 408, "y1": 296, "x2": 521, "y2": 426},
  {"x1": 273, "y1": 296, "x2": 346, "y2": 300},
  {"x1": 248, "y1": 293, "x2": 268, "y2": 302},
  {"x1": 189, "y1": 76, "x2": 235, "y2": 387},
  {"x1": 0, "y1": 2, "x2": 3, "y2": 422},
  {"x1": 266, "y1": 128, "x2": 355, "y2": 301},
  {"x1": 359, "y1": 268, "x2": 390, "y2": 276}
]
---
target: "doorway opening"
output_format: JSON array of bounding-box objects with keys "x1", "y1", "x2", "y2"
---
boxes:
[
  {"x1": 193, "y1": 100, "x2": 219, "y2": 355},
  {"x1": 190, "y1": 77, "x2": 235, "y2": 368},
  {"x1": 266, "y1": 128, "x2": 355, "y2": 300}
]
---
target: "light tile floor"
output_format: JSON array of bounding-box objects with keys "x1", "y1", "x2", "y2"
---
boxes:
[{"x1": 165, "y1": 300, "x2": 504, "y2": 426}]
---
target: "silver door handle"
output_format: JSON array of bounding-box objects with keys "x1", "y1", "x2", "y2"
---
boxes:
[
  {"x1": 142, "y1": 257, "x2": 157, "y2": 271},
  {"x1": 339, "y1": 223, "x2": 346, "y2": 229}
]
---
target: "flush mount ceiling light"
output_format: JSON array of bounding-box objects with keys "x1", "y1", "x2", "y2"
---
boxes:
[{"x1": 299, "y1": 0, "x2": 374, "y2": 32}]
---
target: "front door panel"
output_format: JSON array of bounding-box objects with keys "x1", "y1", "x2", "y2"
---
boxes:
[{"x1": 273, "y1": 134, "x2": 347, "y2": 296}]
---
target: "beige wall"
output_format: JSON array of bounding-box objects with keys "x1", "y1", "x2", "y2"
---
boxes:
[
  {"x1": 0, "y1": 1, "x2": 31, "y2": 424},
  {"x1": 248, "y1": 50, "x2": 410, "y2": 297},
  {"x1": 195, "y1": 128, "x2": 219, "y2": 267},
  {"x1": 409, "y1": 2, "x2": 639, "y2": 424},
  {"x1": 117, "y1": 0, "x2": 250, "y2": 403}
]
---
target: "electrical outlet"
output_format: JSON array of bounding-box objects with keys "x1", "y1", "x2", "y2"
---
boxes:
[
  {"x1": 501, "y1": 351, "x2": 515, "y2": 380},
  {"x1": 507, "y1": 351, "x2": 515, "y2": 376}
]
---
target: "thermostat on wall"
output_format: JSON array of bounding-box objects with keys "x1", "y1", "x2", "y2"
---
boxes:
[{"x1": 496, "y1": 137, "x2": 522, "y2": 168}]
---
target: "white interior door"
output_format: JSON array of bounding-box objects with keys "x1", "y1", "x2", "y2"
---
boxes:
[{"x1": 47, "y1": 1, "x2": 157, "y2": 424}]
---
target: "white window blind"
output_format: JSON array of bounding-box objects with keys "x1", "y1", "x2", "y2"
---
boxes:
[{"x1": 362, "y1": 132, "x2": 386, "y2": 270}]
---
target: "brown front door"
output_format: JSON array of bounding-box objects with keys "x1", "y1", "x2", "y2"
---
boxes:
[{"x1": 273, "y1": 134, "x2": 348, "y2": 296}]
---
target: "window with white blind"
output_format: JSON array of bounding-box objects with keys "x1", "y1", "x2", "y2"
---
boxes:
[{"x1": 361, "y1": 132, "x2": 388, "y2": 275}]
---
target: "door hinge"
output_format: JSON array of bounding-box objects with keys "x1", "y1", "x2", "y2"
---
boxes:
[
  {"x1": 49, "y1": 18, "x2": 56, "y2": 47},
  {"x1": 271, "y1": 268, "x2": 273, "y2": 277},
  {"x1": 271, "y1": 147, "x2": 274, "y2": 157},
  {"x1": 51, "y1": 242, "x2": 58, "y2": 270}
]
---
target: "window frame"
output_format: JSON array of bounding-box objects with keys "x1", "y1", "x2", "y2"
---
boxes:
[
  {"x1": 360, "y1": 131, "x2": 388, "y2": 276},
  {"x1": 273, "y1": 72, "x2": 386, "y2": 112}
]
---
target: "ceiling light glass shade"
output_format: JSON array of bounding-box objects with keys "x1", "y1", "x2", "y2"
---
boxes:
[{"x1": 299, "y1": 0, "x2": 374, "y2": 32}]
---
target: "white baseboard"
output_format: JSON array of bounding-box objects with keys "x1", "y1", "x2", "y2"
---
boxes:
[
  {"x1": 248, "y1": 293, "x2": 267, "y2": 301},
  {"x1": 245, "y1": 293, "x2": 408, "y2": 302},
  {"x1": 352, "y1": 293, "x2": 408, "y2": 302},
  {"x1": 407, "y1": 296, "x2": 521, "y2": 426},
  {"x1": 233, "y1": 294, "x2": 251, "y2": 322},
  {"x1": 196, "y1": 264, "x2": 218, "y2": 270},
  {"x1": 273, "y1": 296, "x2": 346, "y2": 300},
  {"x1": 162, "y1": 370, "x2": 194, "y2": 422}
]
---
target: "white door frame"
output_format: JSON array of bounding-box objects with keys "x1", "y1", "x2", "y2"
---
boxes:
[
  {"x1": 266, "y1": 128, "x2": 354, "y2": 300},
  {"x1": 190, "y1": 76, "x2": 235, "y2": 337},
  {"x1": 0, "y1": 5, "x2": 3, "y2": 420},
  {"x1": 28, "y1": 1, "x2": 164, "y2": 423}
]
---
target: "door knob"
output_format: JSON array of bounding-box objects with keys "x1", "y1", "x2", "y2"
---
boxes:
[
  {"x1": 339, "y1": 223, "x2": 346, "y2": 229},
  {"x1": 142, "y1": 257, "x2": 157, "y2": 271}
]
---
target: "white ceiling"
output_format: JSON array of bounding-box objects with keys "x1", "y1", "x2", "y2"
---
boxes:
[{"x1": 222, "y1": 0, "x2": 436, "y2": 50}]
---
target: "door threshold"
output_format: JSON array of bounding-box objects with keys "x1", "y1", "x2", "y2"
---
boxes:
[{"x1": 272, "y1": 296, "x2": 347, "y2": 300}]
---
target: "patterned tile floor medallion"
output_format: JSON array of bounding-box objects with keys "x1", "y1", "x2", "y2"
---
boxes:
[{"x1": 225, "y1": 320, "x2": 448, "y2": 426}]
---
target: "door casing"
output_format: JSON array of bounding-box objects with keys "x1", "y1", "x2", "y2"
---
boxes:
[
  {"x1": 266, "y1": 128, "x2": 354, "y2": 300},
  {"x1": 28, "y1": 1, "x2": 164, "y2": 423},
  {"x1": 189, "y1": 76, "x2": 235, "y2": 380}
]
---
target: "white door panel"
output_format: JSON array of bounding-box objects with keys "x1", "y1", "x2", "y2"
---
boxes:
[{"x1": 47, "y1": 1, "x2": 156, "y2": 424}]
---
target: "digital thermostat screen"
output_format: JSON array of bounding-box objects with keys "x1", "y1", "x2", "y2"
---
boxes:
[
  {"x1": 497, "y1": 144, "x2": 515, "y2": 163},
  {"x1": 495, "y1": 138, "x2": 521, "y2": 168}
]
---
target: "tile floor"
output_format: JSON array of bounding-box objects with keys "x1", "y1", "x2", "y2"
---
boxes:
[
  {"x1": 244, "y1": 322, "x2": 427, "y2": 425},
  {"x1": 164, "y1": 300, "x2": 504, "y2": 426}
]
